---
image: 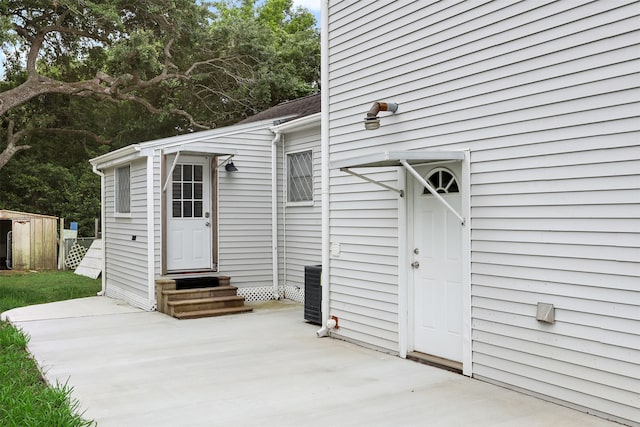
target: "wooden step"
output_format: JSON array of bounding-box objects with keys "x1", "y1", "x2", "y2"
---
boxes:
[
  {"x1": 167, "y1": 295, "x2": 246, "y2": 315},
  {"x1": 163, "y1": 286, "x2": 238, "y2": 301},
  {"x1": 173, "y1": 306, "x2": 253, "y2": 320}
]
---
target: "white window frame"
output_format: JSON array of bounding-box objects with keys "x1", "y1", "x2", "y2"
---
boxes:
[
  {"x1": 286, "y1": 149, "x2": 314, "y2": 206},
  {"x1": 115, "y1": 164, "x2": 131, "y2": 217}
]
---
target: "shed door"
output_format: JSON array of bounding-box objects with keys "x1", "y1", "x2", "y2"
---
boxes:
[
  {"x1": 12, "y1": 220, "x2": 31, "y2": 270},
  {"x1": 167, "y1": 156, "x2": 212, "y2": 271},
  {"x1": 412, "y1": 166, "x2": 463, "y2": 362}
]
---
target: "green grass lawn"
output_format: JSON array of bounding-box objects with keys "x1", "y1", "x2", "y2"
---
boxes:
[
  {"x1": 0, "y1": 270, "x2": 101, "y2": 313},
  {"x1": 0, "y1": 270, "x2": 101, "y2": 426}
]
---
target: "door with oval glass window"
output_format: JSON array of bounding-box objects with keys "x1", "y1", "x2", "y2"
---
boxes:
[
  {"x1": 412, "y1": 165, "x2": 463, "y2": 362},
  {"x1": 166, "y1": 155, "x2": 212, "y2": 271}
]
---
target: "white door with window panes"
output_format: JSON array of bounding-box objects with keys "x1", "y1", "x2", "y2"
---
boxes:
[
  {"x1": 167, "y1": 156, "x2": 212, "y2": 271},
  {"x1": 412, "y1": 166, "x2": 463, "y2": 363}
]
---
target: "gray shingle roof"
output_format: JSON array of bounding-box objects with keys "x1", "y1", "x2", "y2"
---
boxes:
[{"x1": 237, "y1": 93, "x2": 320, "y2": 124}]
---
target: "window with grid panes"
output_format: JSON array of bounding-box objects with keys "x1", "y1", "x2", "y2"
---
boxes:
[
  {"x1": 287, "y1": 150, "x2": 313, "y2": 202},
  {"x1": 115, "y1": 165, "x2": 131, "y2": 213},
  {"x1": 172, "y1": 164, "x2": 204, "y2": 218}
]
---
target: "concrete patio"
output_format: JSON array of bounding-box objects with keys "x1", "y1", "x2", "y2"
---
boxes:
[{"x1": 2, "y1": 297, "x2": 618, "y2": 427}]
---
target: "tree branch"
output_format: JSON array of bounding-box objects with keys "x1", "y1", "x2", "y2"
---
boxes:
[
  {"x1": 0, "y1": 120, "x2": 113, "y2": 170},
  {"x1": 24, "y1": 127, "x2": 112, "y2": 145},
  {"x1": 0, "y1": 120, "x2": 32, "y2": 169}
]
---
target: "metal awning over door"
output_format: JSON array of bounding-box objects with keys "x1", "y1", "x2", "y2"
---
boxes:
[
  {"x1": 161, "y1": 144, "x2": 238, "y2": 192},
  {"x1": 330, "y1": 150, "x2": 466, "y2": 225}
]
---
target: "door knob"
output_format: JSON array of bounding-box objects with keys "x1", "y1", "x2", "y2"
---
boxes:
[
  {"x1": 411, "y1": 261, "x2": 420, "y2": 269},
  {"x1": 205, "y1": 222, "x2": 210, "y2": 227}
]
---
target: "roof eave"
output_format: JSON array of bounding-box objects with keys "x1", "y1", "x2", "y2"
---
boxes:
[{"x1": 271, "y1": 112, "x2": 321, "y2": 133}]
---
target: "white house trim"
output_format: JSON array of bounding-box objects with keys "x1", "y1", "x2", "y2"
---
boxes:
[
  {"x1": 318, "y1": 0, "x2": 331, "y2": 337},
  {"x1": 461, "y1": 151, "x2": 472, "y2": 376},
  {"x1": 146, "y1": 154, "x2": 156, "y2": 309},
  {"x1": 397, "y1": 167, "x2": 408, "y2": 358}
]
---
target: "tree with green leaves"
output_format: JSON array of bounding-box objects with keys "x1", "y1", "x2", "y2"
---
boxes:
[
  {"x1": 0, "y1": 0, "x2": 320, "y2": 169},
  {"x1": 0, "y1": 0, "x2": 319, "y2": 233}
]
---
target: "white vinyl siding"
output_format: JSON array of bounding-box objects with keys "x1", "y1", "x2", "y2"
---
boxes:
[
  {"x1": 277, "y1": 126, "x2": 322, "y2": 294},
  {"x1": 329, "y1": 169, "x2": 401, "y2": 351},
  {"x1": 94, "y1": 119, "x2": 301, "y2": 308},
  {"x1": 104, "y1": 158, "x2": 151, "y2": 309},
  {"x1": 217, "y1": 128, "x2": 277, "y2": 289},
  {"x1": 327, "y1": 1, "x2": 640, "y2": 424}
]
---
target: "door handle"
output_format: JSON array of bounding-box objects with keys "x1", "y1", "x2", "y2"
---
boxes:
[
  {"x1": 205, "y1": 222, "x2": 210, "y2": 227},
  {"x1": 411, "y1": 261, "x2": 420, "y2": 269}
]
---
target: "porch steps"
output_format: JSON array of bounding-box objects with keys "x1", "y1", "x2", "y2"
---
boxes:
[
  {"x1": 163, "y1": 286, "x2": 239, "y2": 301},
  {"x1": 167, "y1": 295, "x2": 245, "y2": 315},
  {"x1": 156, "y1": 278, "x2": 253, "y2": 320}
]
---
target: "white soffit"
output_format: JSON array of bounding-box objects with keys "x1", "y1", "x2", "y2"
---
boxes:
[{"x1": 330, "y1": 150, "x2": 464, "y2": 170}]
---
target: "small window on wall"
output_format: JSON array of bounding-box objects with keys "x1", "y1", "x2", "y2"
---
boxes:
[
  {"x1": 423, "y1": 168, "x2": 459, "y2": 195},
  {"x1": 115, "y1": 165, "x2": 131, "y2": 214},
  {"x1": 288, "y1": 150, "x2": 313, "y2": 203}
]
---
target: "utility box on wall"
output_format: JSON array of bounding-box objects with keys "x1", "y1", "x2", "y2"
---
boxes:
[
  {"x1": 0, "y1": 210, "x2": 58, "y2": 270},
  {"x1": 304, "y1": 265, "x2": 322, "y2": 325}
]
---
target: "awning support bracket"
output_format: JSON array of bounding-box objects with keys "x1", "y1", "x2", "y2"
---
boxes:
[
  {"x1": 215, "y1": 154, "x2": 235, "y2": 170},
  {"x1": 341, "y1": 167, "x2": 404, "y2": 197},
  {"x1": 400, "y1": 160, "x2": 465, "y2": 225},
  {"x1": 162, "y1": 152, "x2": 181, "y2": 193}
]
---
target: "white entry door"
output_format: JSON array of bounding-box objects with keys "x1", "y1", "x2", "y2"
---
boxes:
[
  {"x1": 167, "y1": 156, "x2": 212, "y2": 271},
  {"x1": 412, "y1": 165, "x2": 463, "y2": 362}
]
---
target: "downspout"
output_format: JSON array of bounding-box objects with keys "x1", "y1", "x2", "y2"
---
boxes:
[
  {"x1": 91, "y1": 163, "x2": 106, "y2": 296},
  {"x1": 281, "y1": 137, "x2": 288, "y2": 295},
  {"x1": 317, "y1": 0, "x2": 333, "y2": 337},
  {"x1": 271, "y1": 132, "x2": 281, "y2": 299}
]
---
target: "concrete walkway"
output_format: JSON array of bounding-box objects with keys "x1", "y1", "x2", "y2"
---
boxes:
[{"x1": 2, "y1": 297, "x2": 617, "y2": 427}]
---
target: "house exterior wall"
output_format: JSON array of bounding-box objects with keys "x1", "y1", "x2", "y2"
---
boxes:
[
  {"x1": 95, "y1": 120, "x2": 304, "y2": 307},
  {"x1": 217, "y1": 128, "x2": 276, "y2": 293},
  {"x1": 103, "y1": 158, "x2": 151, "y2": 309},
  {"x1": 328, "y1": 168, "x2": 402, "y2": 351},
  {"x1": 326, "y1": 1, "x2": 640, "y2": 424},
  {"x1": 276, "y1": 125, "x2": 322, "y2": 301}
]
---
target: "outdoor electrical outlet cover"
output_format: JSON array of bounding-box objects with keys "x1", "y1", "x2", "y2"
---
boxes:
[
  {"x1": 331, "y1": 242, "x2": 341, "y2": 257},
  {"x1": 536, "y1": 302, "x2": 555, "y2": 324}
]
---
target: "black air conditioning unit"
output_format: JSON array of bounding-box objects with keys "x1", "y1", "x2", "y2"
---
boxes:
[{"x1": 304, "y1": 265, "x2": 322, "y2": 325}]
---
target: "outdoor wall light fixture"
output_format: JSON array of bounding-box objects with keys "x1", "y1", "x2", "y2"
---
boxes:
[
  {"x1": 364, "y1": 101, "x2": 399, "y2": 130},
  {"x1": 225, "y1": 161, "x2": 238, "y2": 172}
]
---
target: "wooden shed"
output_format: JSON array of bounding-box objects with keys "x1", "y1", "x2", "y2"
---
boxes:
[{"x1": 0, "y1": 210, "x2": 58, "y2": 270}]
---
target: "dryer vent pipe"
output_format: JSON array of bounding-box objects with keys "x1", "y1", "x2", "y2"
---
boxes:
[{"x1": 364, "y1": 101, "x2": 398, "y2": 130}]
